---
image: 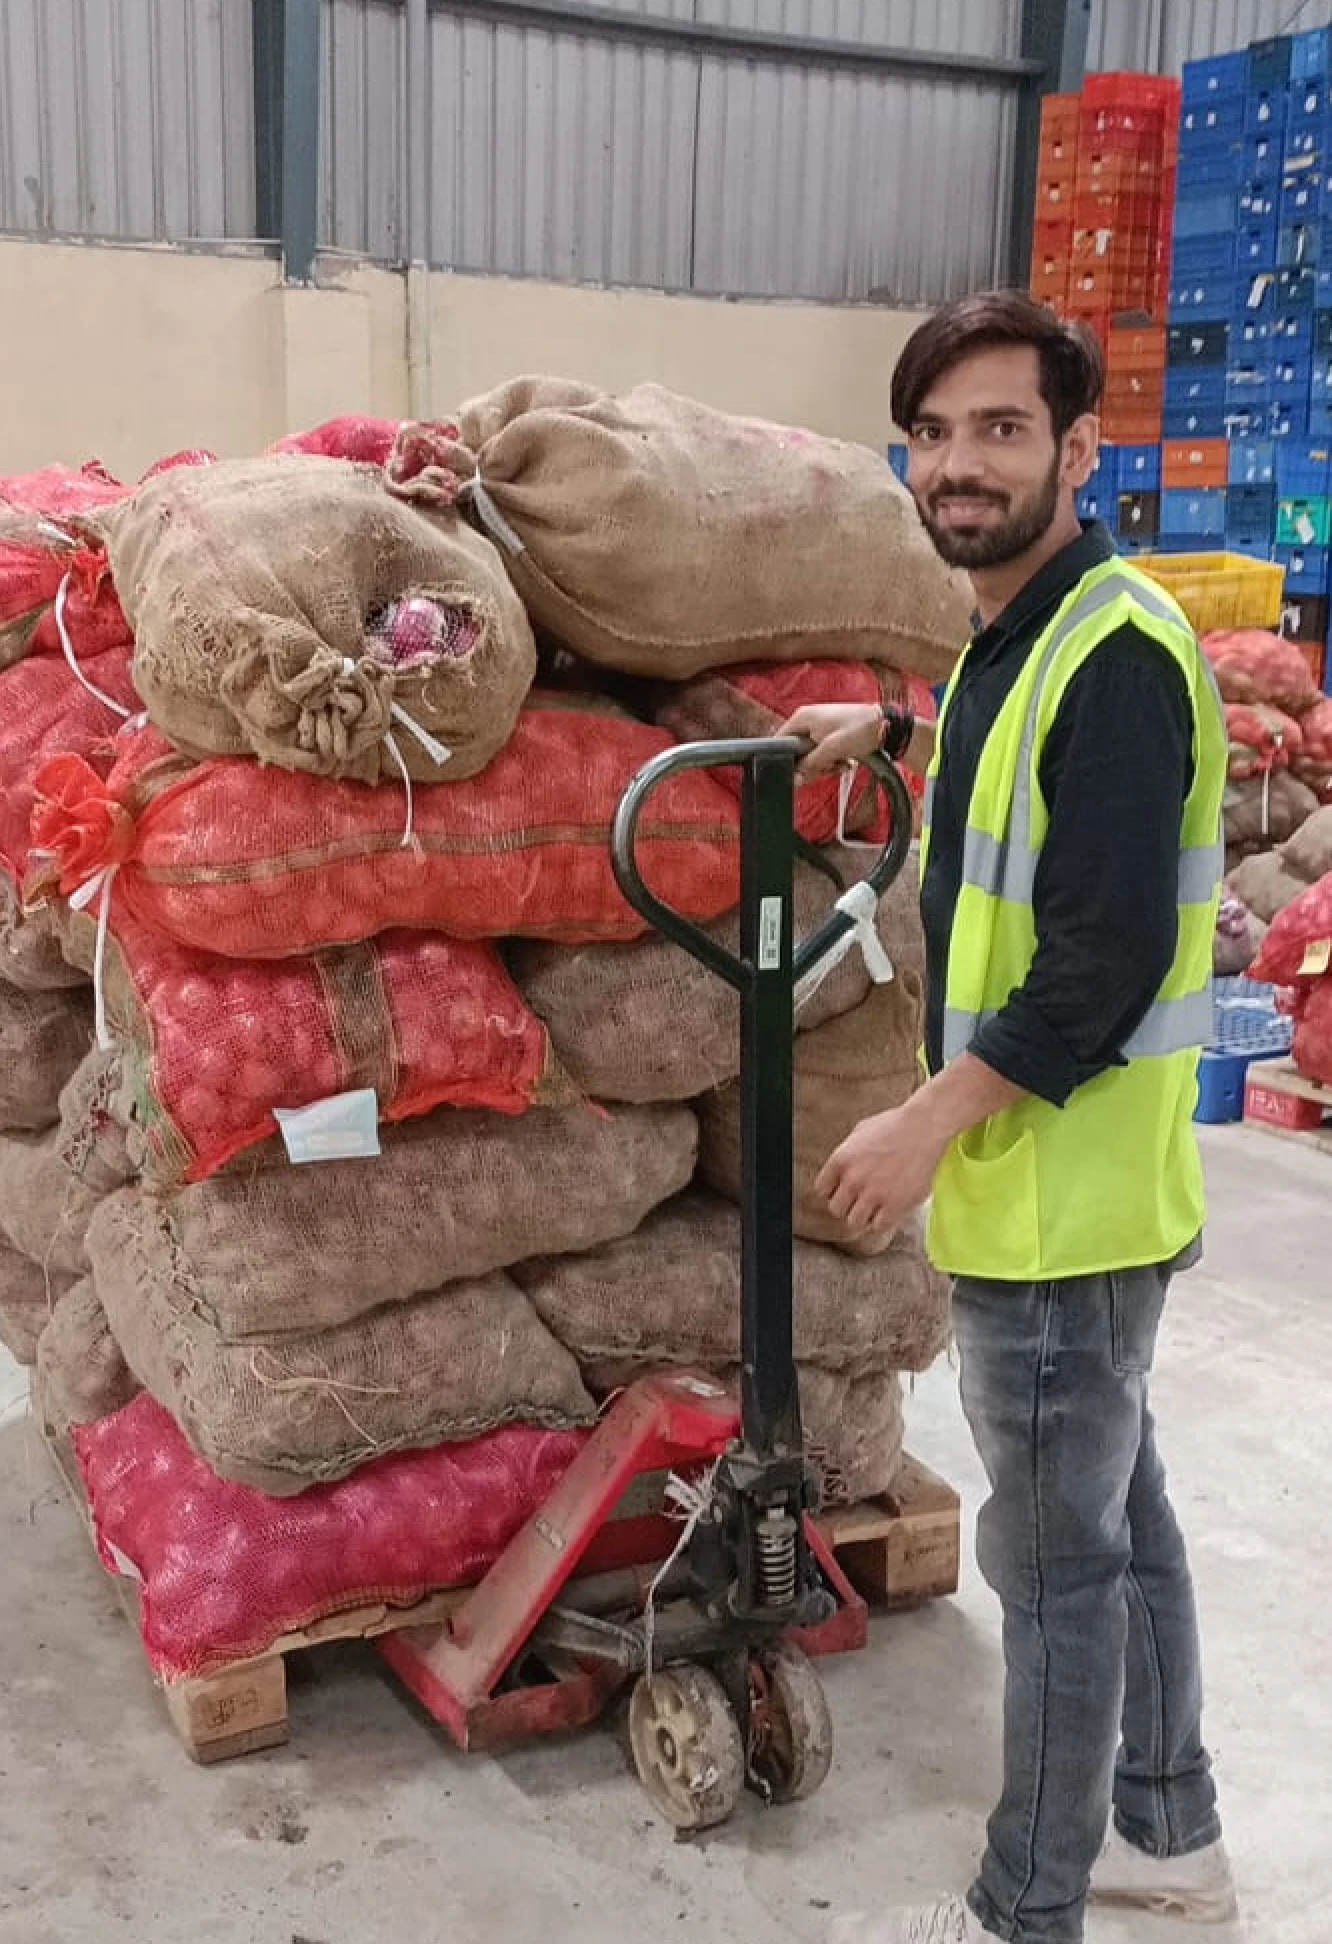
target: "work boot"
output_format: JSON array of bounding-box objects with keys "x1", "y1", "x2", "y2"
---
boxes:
[
  {"x1": 1089, "y1": 1826, "x2": 1238, "y2": 1922},
  {"x1": 829, "y1": 1898, "x2": 997, "y2": 1943}
]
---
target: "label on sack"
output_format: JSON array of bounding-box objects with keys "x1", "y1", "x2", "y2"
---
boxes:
[
  {"x1": 273, "y1": 1088, "x2": 382, "y2": 1165},
  {"x1": 1299, "y1": 938, "x2": 1332, "y2": 976}
]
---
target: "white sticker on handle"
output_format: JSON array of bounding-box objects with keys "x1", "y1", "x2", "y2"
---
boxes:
[
  {"x1": 758, "y1": 896, "x2": 784, "y2": 970},
  {"x1": 273, "y1": 1088, "x2": 382, "y2": 1164}
]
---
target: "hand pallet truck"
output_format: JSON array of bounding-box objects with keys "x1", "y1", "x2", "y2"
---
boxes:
[{"x1": 380, "y1": 735, "x2": 912, "y2": 1828}]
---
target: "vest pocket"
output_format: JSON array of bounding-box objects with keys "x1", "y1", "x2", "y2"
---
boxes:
[{"x1": 932, "y1": 1122, "x2": 1041, "y2": 1275}]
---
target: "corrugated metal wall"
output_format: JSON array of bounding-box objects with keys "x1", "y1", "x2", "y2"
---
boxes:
[
  {"x1": 322, "y1": 0, "x2": 1025, "y2": 303},
  {"x1": 0, "y1": 0, "x2": 256, "y2": 242},
  {"x1": 1087, "y1": 0, "x2": 1326, "y2": 76}
]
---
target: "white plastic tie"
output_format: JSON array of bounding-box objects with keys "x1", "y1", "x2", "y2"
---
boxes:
[
  {"x1": 54, "y1": 574, "x2": 132, "y2": 720},
  {"x1": 383, "y1": 730, "x2": 416, "y2": 851},
  {"x1": 69, "y1": 864, "x2": 120, "y2": 1051},
  {"x1": 388, "y1": 699, "x2": 452, "y2": 770},
  {"x1": 834, "y1": 762, "x2": 881, "y2": 852},
  {"x1": 642, "y1": 1460, "x2": 720, "y2": 1687},
  {"x1": 459, "y1": 470, "x2": 527, "y2": 557},
  {"x1": 1261, "y1": 760, "x2": 1273, "y2": 837},
  {"x1": 793, "y1": 878, "x2": 895, "y2": 1015}
]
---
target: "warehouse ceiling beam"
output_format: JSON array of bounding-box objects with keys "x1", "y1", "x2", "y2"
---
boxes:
[
  {"x1": 427, "y1": 0, "x2": 1044, "y2": 85},
  {"x1": 253, "y1": 0, "x2": 322, "y2": 284},
  {"x1": 1009, "y1": 0, "x2": 1091, "y2": 288}
]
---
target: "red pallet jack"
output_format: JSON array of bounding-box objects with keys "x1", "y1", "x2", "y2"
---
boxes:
[{"x1": 379, "y1": 734, "x2": 913, "y2": 1828}]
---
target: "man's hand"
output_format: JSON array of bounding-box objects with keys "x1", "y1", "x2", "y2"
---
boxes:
[
  {"x1": 777, "y1": 703, "x2": 884, "y2": 777},
  {"x1": 817, "y1": 1052, "x2": 1028, "y2": 1236},
  {"x1": 816, "y1": 1103, "x2": 949, "y2": 1237}
]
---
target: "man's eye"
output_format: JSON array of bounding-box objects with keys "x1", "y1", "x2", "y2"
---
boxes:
[
  {"x1": 911, "y1": 425, "x2": 943, "y2": 445},
  {"x1": 993, "y1": 421, "x2": 1021, "y2": 439}
]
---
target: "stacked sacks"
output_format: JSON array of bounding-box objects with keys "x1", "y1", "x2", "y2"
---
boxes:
[
  {"x1": 22, "y1": 387, "x2": 961, "y2": 1667},
  {"x1": 1204, "y1": 630, "x2": 1331, "y2": 973},
  {"x1": 1251, "y1": 859, "x2": 1332, "y2": 1086}
]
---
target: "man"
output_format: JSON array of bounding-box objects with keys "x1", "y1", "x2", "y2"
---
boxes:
[{"x1": 782, "y1": 292, "x2": 1237, "y2": 1944}]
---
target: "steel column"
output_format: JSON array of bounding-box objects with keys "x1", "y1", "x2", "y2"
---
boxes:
[{"x1": 1009, "y1": 0, "x2": 1091, "y2": 288}]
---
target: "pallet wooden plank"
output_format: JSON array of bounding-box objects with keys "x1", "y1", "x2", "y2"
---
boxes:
[
  {"x1": 163, "y1": 1656, "x2": 290, "y2": 1765},
  {"x1": 817, "y1": 1454, "x2": 961, "y2": 1609}
]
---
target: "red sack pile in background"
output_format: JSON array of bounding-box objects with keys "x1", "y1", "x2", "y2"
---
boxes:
[
  {"x1": 30, "y1": 701, "x2": 742, "y2": 959},
  {"x1": 1293, "y1": 698, "x2": 1332, "y2": 800},
  {"x1": 73, "y1": 1393, "x2": 585, "y2": 1679},
  {"x1": 0, "y1": 649, "x2": 139, "y2": 881},
  {"x1": 1287, "y1": 976, "x2": 1332, "y2": 1086},
  {"x1": 269, "y1": 416, "x2": 403, "y2": 465},
  {"x1": 82, "y1": 903, "x2": 570, "y2": 1187},
  {"x1": 1251, "y1": 872, "x2": 1332, "y2": 986},
  {"x1": 1225, "y1": 702, "x2": 1304, "y2": 780},
  {"x1": 1204, "y1": 629, "x2": 1320, "y2": 715}
]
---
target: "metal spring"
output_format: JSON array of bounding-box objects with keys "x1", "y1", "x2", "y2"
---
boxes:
[{"x1": 757, "y1": 1510, "x2": 798, "y2": 1607}]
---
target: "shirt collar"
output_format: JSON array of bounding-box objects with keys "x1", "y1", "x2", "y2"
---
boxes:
[{"x1": 971, "y1": 520, "x2": 1117, "y2": 649}]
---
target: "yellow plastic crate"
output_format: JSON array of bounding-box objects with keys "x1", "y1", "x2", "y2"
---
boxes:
[{"x1": 1135, "y1": 551, "x2": 1285, "y2": 634}]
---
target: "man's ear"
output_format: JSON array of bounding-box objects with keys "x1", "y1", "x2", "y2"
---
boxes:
[{"x1": 1062, "y1": 412, "x2": 1101, "y2": 490}]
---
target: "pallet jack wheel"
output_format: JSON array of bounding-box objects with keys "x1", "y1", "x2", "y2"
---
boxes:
[
  {"x1": 627, "y1": 1662, "x2": 745, "y2": 1831},
  {"x1": 746, "y1": 1643, "x2": 834, "y2": 1804}
]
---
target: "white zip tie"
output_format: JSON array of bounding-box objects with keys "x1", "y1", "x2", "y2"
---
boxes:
[
  {"x1": 69, "y1": 864, "x2": 120, "y2": 1051},
  {"x1": 388, "y1": 698, "x2": 452, "y2": 769},
  {"x1": 458, "y1": 470, "x2": 528, "y2": 556},
  {"x1": 382, "y1": 730, "x2": 416, "y2": 850},
  {"x1": 793, "y1": 878, "x2": 895, "y2": 1014},
  {"x1": 54, "y1": 573, "x2": 132, "y2": 719}
]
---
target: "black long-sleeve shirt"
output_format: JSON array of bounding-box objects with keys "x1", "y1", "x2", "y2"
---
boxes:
[{"x1": 921, "y1": 522, "x2": 1195, "y2": 1107}]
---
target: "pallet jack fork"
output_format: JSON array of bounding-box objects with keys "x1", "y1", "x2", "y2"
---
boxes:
[{"x1": 379, "y1": 735, "x2": 913, "y2": 1828}]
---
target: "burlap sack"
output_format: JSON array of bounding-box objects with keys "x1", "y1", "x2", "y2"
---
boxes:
[
  {"x1": 0, "y1": 1128, "x2": 102, "y2": 1277},
  {"x1": 514, "y1": 1190, "x2": 949, "y2": 1374},
  {"x1": 1227, "y1": 849, "x2": 1312, "y2": 923},
  {"x1": 0, "y1": 878, "x2": 87, "y2": 992},
  {"x1": 55, "y1": 1048, "x2": 137, "y2": 1195},
  {"x1": 1280, "y1": 804, "x2": 1332, "y2": 884},
  {"x1": 509, "y1": 842, "x2": 925, "y2": 1103},
  {"x1": 582, "y1": 1355, "x2": 904, "y2": 1508},
  {"x1": 0, "y1": 1239, "x2": 75, "y2": 1364},
  {"x1": 0, "y1": 981, "x2": 92, "y2": 1131},
  {"x1": 1223, "y1": 773, "x2": 1319, "y2": 857},
  {"x1": 33, "y1": 1277, "x2": 139, "y2": 1434},
  {"x1": 92, "y1": 455, "x2": 536, "y2": 783},
  {"x1": 695, "y1": 973, "x2": 924, "y2": 1255},
  {"x1": 387, "y1": 381, "x2": 969, "y2": 681},
  {"x1": 98, "y1": 1261, "x2": 594, "y2": 1495},
  {"x1": 86, "y1": 1101, "x2": 697, "y2": 1343}
]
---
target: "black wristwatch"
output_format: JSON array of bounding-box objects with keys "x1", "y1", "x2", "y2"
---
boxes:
[{"x1": 879, "y1": 704, "x2": 915, "y2": 761}]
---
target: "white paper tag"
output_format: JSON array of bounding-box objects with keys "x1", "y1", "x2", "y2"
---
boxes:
[
  {"x1": 758, "y1": 896, "x2": 784, "y2": 970},
  {"x1": 106, "y1": 1540, "x2": 142, "y2": 1582},
  {"x1": 273, "y1": 1088, "x2": 382, "y2": 1165}
]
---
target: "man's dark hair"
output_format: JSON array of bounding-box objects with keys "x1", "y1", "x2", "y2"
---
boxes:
[{"x1": 890, "y1": 290, "x2": 1105, "y2": 441}]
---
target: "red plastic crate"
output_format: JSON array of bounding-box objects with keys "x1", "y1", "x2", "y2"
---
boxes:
[
  {"x1": 1083, "y1": 71, "x2": 1181, "y2": 115},
  {"x1": 1295, "y1": 637, "x2": 1327, "y2": 687},
  {"x1": 1244, "y1": 1069, "x2": 1325, "y2": 1132},
  {"x1": 1162, "y1": 438, "x2": 1229, "y2": 487}
]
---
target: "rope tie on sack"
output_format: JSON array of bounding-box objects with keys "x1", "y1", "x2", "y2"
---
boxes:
[
  {"x1": 642, "y1": 1458, "x2": 721, "y2": 1686},
  {"x1": 794, "y1": 877, "x2": 896, "y2": 1015},
  {"x1": 54, "y1": 573, "x2": 132, "y2": 720},
  {"x1": 247, "y1": 1347, "x2": 400, "y2": 1455},
  {"x1": 68, "y1": 864, "x2": 120, "y2": 1052},
  {"x1": 457, "y1": 470, "x2": 527, "y2": 556},
  {"x1": 337, "y1": 657, "x2": 452, "y2": 851}
]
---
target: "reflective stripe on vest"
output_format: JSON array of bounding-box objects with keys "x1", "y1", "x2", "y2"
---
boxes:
[{"x1": 938, "y1": 567, "x2": 1222, "y2": 1069}]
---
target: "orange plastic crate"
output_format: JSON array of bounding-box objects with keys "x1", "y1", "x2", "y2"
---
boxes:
[
  {"x1": 1295, "y1": 637, "x2": 1327, "y2": 687},
  {"x1": 1083, "y1": 72, "x2": 1181, "y2": 114},
  {"x1": 1161, "y1": 439, "x2": 1229, "y2": 487},
  {"x1": 1106, "y1": 323, "x2": 1167, "y2": 371},
  {"x1": 1081, "y1": 148, "x2": 1160, "y2": 192}
]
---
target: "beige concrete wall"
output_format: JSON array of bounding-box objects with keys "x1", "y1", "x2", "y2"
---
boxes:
[{"x1": 0, "y1": 237, "x2": 921, "y2": 481}]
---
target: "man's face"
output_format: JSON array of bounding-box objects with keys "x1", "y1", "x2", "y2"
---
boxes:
[{"x1": 904, "y1": 343, "x2": 1093, "y2": 570}]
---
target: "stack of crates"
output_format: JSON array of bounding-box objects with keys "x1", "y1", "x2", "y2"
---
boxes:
[
  {"x1": 1159, "y1": 26, "x2": 1332, "y2": 682},
  {"x1": 1066, "y1": 73, "x2": 1180, "y2": 340},
  {"x1": 1032, "y1": 93, "x2": 1082, "y2": 313},
  {"x1": 1077, "y1": 441, "x2": 1162, "y2": 553}
]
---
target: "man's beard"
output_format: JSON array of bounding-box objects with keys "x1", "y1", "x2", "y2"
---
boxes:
[{"x1": 916, "y1": 453, "x2": 1063, "y2": 570}]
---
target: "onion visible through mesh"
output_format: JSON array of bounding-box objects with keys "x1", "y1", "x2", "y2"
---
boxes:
[{"x1": 367, "y1": 595, "x2": 482, "y2": 669}]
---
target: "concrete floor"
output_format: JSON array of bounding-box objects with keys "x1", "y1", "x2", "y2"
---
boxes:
[{"x1": 1, "y1": 1123, "x2": 1327, "y2": 1944}]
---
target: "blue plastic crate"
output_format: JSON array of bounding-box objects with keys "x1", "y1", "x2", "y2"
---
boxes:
[
  {"x1": 1160, "y1": 487, "x2": 1227, "y2": 536},
  {"x1": 1169, "y1": 365, "x2": 1227, "y2": 406},
  {"x1": 1115, "y1": 443, "x2": 1162, "y2": 489},
  {"x1": 1277, "y1": 266, "x2": 1320, "y2": 311},
  {"x1": 1251, "y1": 34, "x2": 1295, "y2": 91},
  {"x1": 1178, "y1": 140, "x2": 1246, "y2": 185},
  {"x1": 1294, "y1": 27, "x2": 1331, "y2": 83},
  {"x1": 1076, "y1": 484, "x2": 1113, "y2": 524},
  {"x1": 1164, "y1": 405, "x2": 1228, "y2": 437},
  {"x1": 1281, "y1": 219, "x2": 1332, "y2": 268},
  {"x1": 1236, "y1": 220, "x2": 1279, "y2": 271},
  {"x1": 1273, "y1": 354, "x2": 1315, "y2": 405},
  {"x1": 1282, "y1": 166, "x2": 1331, "y2": 220},
  {"x1": 886, "y1": 445, "x2": 909, "y2": 482},
  {"x1": 1170, "y1": 271, "x2": 1235, "y2": 321},
  {"x1": 1243, "y1": 131, "x2": 1284, "y2": 181},
  {"x1": 1271, "y1": 307, "x2": 1316, "y2": 353},
  {"x1": 1230, "y1": 436, "x2": 1278, "y2": 483},
  {"x1": 1246, "y1": 88, "x2": 1289, "y2": 137},
  {"x1": 1291, "y1": 77, "x2": 1332, "y2": 124},
  {"x1": 1275, "y1": 539, "x2": 1330, "y2": 590},
  {"x1": 1271, "y1": 398, "x2": 1311, "y2": 436},
  {"x1": 1174, "y1": 231, "x2": 1242, "y2": 277},
  {"x1": 1313, "y1": 398, "x2": 1332, "y2": 435},
  {"x1": 1210, "y1": 978, "x2": 1294, "y2": 1052},
  {"x1": 1224, "y1": 364, "x2": 1272, "y2": 410},
  {"x1": 1195, "y1": 1049, "x2": 1275, "y2": 1123},
  {"x1": 1182, "y1": 49, "x2": 1250, "y2": 103},
  {"x1": 1226, "y1": 482, "x2": 1276, "y2": 527},
  {"x1": 1235, "y1": 267, "x2": 1280, "y2": 316},
  {"x1": 1286, "y1": 121, "x2": 1330, "y2": 167},
  {"x1": 1317, "y1": 308, "x2": 1332, "y2": 351},
  {"x1": 1275, "y1": 437, "x2": 1332, "y2": 493},
  {"x1": 1168, "y1": 320, "x2": 1229, "y2": 365},
  {"x1": 1231, "y1": 309, "x2": 1273, "y2": 352},
  {"x1": 1224, "y1": 406, "x2": 1271, "y2": 439},
  {"x1": 1238, "y1": 179, "x2": 1280, "y2": 221},
  {"x1": 1314, "y1": 354, "x2": 1332, "y2": 398},
  {"x1": 1176, "y1": 189, "x2": 1241, "y2": 238}
]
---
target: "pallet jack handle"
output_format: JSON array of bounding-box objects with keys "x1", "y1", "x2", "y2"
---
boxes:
[{"x1": 612, "y1": 736, "x2": 913, "y2": 1467}]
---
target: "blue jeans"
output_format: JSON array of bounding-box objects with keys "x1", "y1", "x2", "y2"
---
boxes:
[{"x1": 953, "y1": 1260, "x2": 1222, "y2": 1944}]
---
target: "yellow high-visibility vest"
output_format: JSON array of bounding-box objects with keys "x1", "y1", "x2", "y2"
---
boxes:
[{"x1": 920, "y1": 556, "x2": 1227, "y2": 1279}]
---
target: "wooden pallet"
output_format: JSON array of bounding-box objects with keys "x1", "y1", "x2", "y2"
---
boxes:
[
  {"x1": 47, "y1": 1432, "x2": 959, "y2": 1764},
  {"x1": 1242, "y1": 1058, "x2": 1332, "y2": 1157}
]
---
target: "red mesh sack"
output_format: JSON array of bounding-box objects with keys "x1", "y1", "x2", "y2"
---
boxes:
[
  {"x1": 1, "y1": 645, "x2": 138, "y2": 879},
  {"x1": 1293, "y1": 697, "x2": 1332, "y2": 793},
  {"x1": 0, "y1": 451, "x2": 215, "y2": 669},
  {"x1": 79, "y1": 903, "x2": 570, "y2": 1186},
  {"x1": 1291, "y1": 975, "x2": 1332, "y2": 1086},
  {"x1": 270, "y1": 416, "x2": 403, "y2": 465},
  {"x1": 1204, "y1": 630, "x2": 1320, "y2": 714},
  {"x1": 1251, "y1": 871, "x2": 1332, "y2": 985},
  {"x1": 1225, "y1": 701, "x2": 1303, "y2": 780},
  {"x1": 72, "y1": 1392, "x2": 586, "y2": 1679},
  {"x1": 30, "y1": 699, "x2": 742, "y2": 958}
]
